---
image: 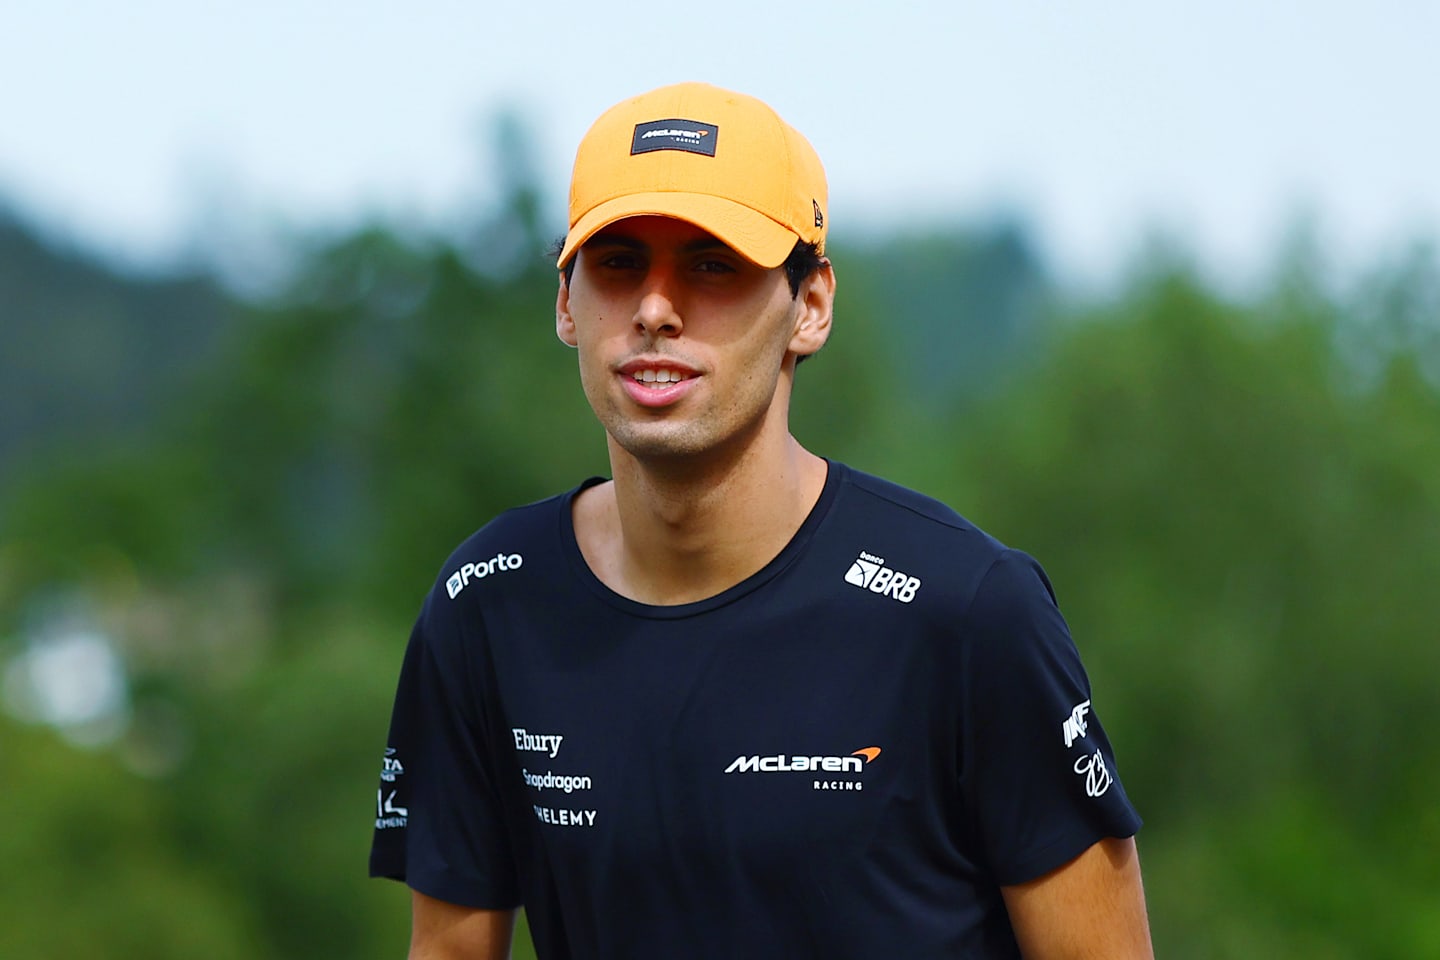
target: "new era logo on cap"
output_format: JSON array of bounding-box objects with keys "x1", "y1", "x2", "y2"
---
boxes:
[{"x1": 631, "y1": 118, "x2": 719, "y2": 157}]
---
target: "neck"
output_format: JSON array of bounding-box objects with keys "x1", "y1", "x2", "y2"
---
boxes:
[{"x1": 580, "y1": 432, "x2": 828, "y2": 606}]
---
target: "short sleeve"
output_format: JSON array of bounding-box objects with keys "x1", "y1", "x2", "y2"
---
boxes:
[
  {"x1": 368, "y1": 586, "x2": 522, "y2": 909},
  {"x1": 959, "y1": 550, "x2": 1141, "y2": 886}
]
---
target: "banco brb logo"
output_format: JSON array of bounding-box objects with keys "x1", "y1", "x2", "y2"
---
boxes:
[{"x1": 845, "y1": 551, "x2": 921, "y2": 603}]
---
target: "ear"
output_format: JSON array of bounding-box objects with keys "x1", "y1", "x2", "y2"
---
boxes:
[
  {"x1": 788, "y1": 259, "x2": 835, "y2": 358},
  {"x1": 555, "y1": 272, "x2": 578, "y2": 347}
]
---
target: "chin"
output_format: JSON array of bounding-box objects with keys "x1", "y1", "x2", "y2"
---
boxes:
[{"x1": 610, "y1": 427, "x2": 714, "y2": 461}]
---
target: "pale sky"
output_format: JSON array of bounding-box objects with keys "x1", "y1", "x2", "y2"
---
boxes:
[{"x1": 1, "y1": 1, "x2": 1436, "y2": 286}]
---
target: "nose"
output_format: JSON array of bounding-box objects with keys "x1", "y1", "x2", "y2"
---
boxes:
[{"x1": 633, "y1": 268, "x2": 683, "y2": 338}]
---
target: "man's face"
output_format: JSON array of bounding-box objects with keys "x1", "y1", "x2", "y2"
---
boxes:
[{"x1": 556, "y1": 216, "x2": 831, "y2": 464}]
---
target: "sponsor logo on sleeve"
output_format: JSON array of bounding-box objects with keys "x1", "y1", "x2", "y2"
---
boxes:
[
  {"x1": 1074, "y1": 749, "x2": 1113, "y2": 797},
  {"x1": 375, "y1": 747, "x2": 408, "y2": 829},
  {"x1": 1062, "y1": 699, "x2": 1091, "y2": 748}
]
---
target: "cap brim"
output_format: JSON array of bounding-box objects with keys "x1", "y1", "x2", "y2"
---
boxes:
[{"x1": 557, "y1": 192, "x2": 799, "y2": 270}]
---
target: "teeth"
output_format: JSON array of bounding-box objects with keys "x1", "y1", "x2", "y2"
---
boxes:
[{"x1": 632, "y1": 369, "x2": 688, "y2": 384}]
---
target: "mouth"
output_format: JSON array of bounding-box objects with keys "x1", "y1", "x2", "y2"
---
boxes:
[{"x1": 617, "y1": 360, "x2": 700, "y2": 408}]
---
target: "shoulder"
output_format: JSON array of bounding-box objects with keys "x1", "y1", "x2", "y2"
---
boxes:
[
  {"x1": 423, "y1": 480, "x2": 597, "y2": 609},
  {"x1": 822, "y1": 463, "x2": 1065, "y2": 624},
  {"x1": 403, "y1": 482, "x2": 594, "y2": 671},
  {"x1": 836, "y1": 465, "x2": 987, "y2": 534},
  {"x1": 828, "y1": 463, "x2": 1013, "y2": 590}
]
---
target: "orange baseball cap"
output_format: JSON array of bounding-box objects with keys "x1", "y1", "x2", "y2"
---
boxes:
[{"x1": 557, "y1": 82, "x2": 828, "y2": 270}]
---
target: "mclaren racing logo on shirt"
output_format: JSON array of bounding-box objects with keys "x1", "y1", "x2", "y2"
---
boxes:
[{"x1": 724, "y1": 746, "x2": 882, "y2": 791}]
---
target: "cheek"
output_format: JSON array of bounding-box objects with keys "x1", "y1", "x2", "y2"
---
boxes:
[
  {"x1": 757, "y1": 300, "x2": 803, "y2": 359},
  {"x1": 572, "y1": 321, "x2": 619, "y2": 402},
  {"x1": 570, "y1": 313, "x2": 606, "y2": 355},
  {"x1": 574, "y1": 328, "x2": 604, "y2": 377}
]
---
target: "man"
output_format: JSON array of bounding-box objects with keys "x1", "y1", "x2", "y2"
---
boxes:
[{"x1": 371, "y1": 82, "x2": 1153, "y2": 959}]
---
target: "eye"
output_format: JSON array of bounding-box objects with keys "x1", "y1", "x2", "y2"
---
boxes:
[
  {"x1": 598, "y1": 251, "x2": 644, "y2": 271},
  {"x1": 693, "y1": 256, "x2": 739, "y2": 275}
]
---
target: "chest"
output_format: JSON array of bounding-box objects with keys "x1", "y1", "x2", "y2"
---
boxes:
[{"x1": 483, "y1": 597, "x2": 963, "y2": 872}]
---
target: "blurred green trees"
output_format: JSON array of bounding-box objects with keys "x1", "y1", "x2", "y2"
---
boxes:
[{"x1": 1, "y1": 176, "x2": 1437, "y2": 957}]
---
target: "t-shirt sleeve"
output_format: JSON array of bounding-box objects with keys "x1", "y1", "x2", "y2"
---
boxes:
[
  {"x1": 959, "y1": 549, "x2": 1142, "y2": 886},
  {"x1": 368, "y1": 584, "x2": 522, "y2": 909}
]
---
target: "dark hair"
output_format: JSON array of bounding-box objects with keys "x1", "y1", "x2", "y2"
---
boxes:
[
  {"x1": 781, "y1": 241, "x2": 826, "y2": 298},
  {"x1": 549, "y1": 236, "x2": 574, "y2": 285},
  {"x1": 550, "y1": 236, "x2": 826, "y2": 299}
]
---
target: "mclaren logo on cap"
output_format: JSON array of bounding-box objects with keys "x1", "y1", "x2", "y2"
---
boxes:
[{"x1": 632, "y1": 118, "x2": 719, "y2": 157}]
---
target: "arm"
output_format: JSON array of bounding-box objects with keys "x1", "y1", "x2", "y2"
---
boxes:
[
  {"x1": 409, "y1": 890, "x2": 516, "y2": 960},
  {"x1": 1000, "y1": 836, "x2": 1153, "y2": 960}
]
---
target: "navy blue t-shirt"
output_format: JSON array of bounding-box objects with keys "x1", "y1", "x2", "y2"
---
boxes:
[{"x1": 370, "y1": 461, "x2": 1141, "y2": 958}]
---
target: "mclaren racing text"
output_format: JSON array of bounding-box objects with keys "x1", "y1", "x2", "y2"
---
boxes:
[
  {"x1": 725, "y1": 747, "x2": 881, "y2": 791},
  {"x1": 725, "y1": 754, "x2": 864, "y2": 774}
]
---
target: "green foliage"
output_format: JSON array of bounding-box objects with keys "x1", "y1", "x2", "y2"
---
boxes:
[
  {"x1": 0, "y1": 716, "x2": 264, "y2": 959},
  {"x1": 0, "y1": 211, "x2": 232, "y2": 485},
  {"x1": 838, "y1": 217, "x2": 1051, "y2": 402},
  {"x1": 3, "y1": 173, "x2": 1437, "y2": 956}
]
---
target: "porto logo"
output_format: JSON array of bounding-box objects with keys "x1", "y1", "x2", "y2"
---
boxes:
[
  {"x1": 446, "y1": 552, "x2": 523, "y2": 599},
  {"x1": 845, "y1": 551, "x2": 921, "y2": 603}
]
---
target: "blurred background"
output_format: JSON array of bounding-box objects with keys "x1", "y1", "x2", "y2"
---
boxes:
[{"x1": 2, "y1": 2, "x2": 1437, "y2": 957}]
